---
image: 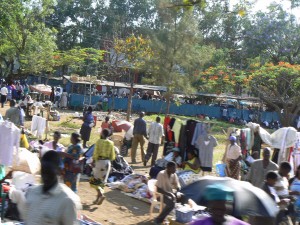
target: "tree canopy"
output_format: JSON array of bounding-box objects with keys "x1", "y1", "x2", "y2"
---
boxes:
[{"x1": 1, "y1": 0, "x2": 300, "y2": 124}]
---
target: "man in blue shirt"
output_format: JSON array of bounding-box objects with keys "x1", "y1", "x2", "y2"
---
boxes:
[{"x1": 131, "y1": 112, "x2": 147, "y2": 164}]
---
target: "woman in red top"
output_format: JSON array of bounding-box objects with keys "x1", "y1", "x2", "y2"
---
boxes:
[{"x1": 101, "y1": 116, "x2": 113, "y2": 136}]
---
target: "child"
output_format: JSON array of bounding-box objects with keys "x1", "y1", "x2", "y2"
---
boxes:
[{"x1": 262, "y1": 171, "x2": 280, "y2": 203}]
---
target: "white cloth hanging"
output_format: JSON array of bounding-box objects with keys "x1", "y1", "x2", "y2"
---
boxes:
[
  {"x1": 0, "y1": 121, "x2": 20, "y2": 166},
  {"x1": 31, "y1": 115, "x2": 47, "y2": 138},
  {"x1": 246, "y1": 122, "x2": 297, "y2": 150}
]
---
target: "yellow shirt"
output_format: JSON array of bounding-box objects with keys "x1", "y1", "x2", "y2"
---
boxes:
[
  {"x1": 92, "y1": 139, "x2": 115, "y2": 161},
  {"x1": 184, "y1": 157, "x2": 201, "y2": 174}
]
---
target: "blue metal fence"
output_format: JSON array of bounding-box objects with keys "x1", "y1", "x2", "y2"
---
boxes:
[{"x1": 68, "y1": 94, "x2": 279, "y2": 122}]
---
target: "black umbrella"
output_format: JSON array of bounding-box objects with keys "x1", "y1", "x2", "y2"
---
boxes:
[{"x1": 181, "y1": 176, "x2": 279, "y2": 217}]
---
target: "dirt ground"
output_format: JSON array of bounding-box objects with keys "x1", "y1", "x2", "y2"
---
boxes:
[{"x1": 0, "y1": 103, "x2": 165, "y2": 225}]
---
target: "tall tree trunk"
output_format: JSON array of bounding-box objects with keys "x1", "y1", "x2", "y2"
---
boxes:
[
  {"x1": 126, "y1": 72, "x2": 133, "y2": 121},
  {"x1": 165, "y1": 92, "x2": 171, "y2": 115},
  {"x1": 111, "y1": 78, "x2": 116, "y2": 111},
  {"x1": 45, "y1": 72, "x2": 51, "y2": 86}
]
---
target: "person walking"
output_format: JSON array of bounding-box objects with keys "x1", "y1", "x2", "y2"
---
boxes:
[
  {"x1": 4, "y1": 99, "x2": 22, "y2": 126},
  {"x1": 131, "y1": 112, "x2": 147, "y2": 164},
  {"x1": 90, "y1": 129, "x2": 115, "y2": 205},
  {"x1": 144, "y1": 116, "x2": 164, "y2": 167},
  {"x1": 248, "y1": 147, "x2": 279, "y2": 187},
  {"x1": 0, "y1": 84, "x2": 8, "y2": 108},
  {"x1": 61, "y1": 133, "x2": 83, "y2": 193},
  {"x1": 225, "y1": 136, "x2": 242, "y2": 180},
  {"x1": 80, "y1": 106, "x2": 94, "y2": 148}
]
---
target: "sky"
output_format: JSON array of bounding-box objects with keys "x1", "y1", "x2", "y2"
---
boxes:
[{"x1": 231, "y1": 0, "x2": 300, "y2": 20}]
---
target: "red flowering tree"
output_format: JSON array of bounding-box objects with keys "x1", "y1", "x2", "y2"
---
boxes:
[
  {"x1": 197, "y1": 66, "x2": 249, "y2": 95},
  {"x1": 249, "y1": 62, "x2": 300, "y2": 126}
]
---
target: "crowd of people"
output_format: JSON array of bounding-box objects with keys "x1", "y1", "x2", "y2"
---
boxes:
[
  {"x1": 1, "y1": 81, "x2": 300, "y2": 225},
  {"x1": 0, "y1": 82, "x2": 29, "y2": 106}
]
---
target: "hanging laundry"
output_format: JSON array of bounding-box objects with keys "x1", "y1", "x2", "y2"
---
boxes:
[
  {"x1": 185, "y1": 120, "x2": 197, "y2": 151},
  {"x1": 293, "y1": 133, "x2": 300, "y2": 173},
  {"x1": 172, "y1": 119, "x2": 185, "y2": 145},
  {"x1": 179, "y1": 124, "x2": 187, "y2": 159},
  {"x1": 31, "y1": 115, "x2": 47, "y2": 138},
  {"x1": 196, "y1": 135, "x2": 218, "y2": 171},
  {"x1": 0, "y1": 121, "x2": 20, "y2": 166},
  {"x1": 191, "y1": 123, "x2": 208, "y2": 147}
]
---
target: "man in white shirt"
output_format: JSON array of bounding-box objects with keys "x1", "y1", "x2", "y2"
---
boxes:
[
  {"x1": 144, "y1": 116, "x2": 164, "y2": 167},
  {"x1": 0, "y1": 84, "x2": 8, "y2": 108},
  {"x1": 155, "y1": 161, "x2": 181, "y2": 225},
  {"x1": 24, "y1": 150, "x2": 81, "y2": 225}
]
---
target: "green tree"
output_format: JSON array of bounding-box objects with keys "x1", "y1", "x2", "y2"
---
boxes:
[
  {"x1": 114, "y1": 34, "x2": 153, "y2": 120},
  {"x1": 242, "y1": 3, "x2": 300, "y2": 65},
  {"x1": 0, "y1": 0, "x2": 57, "y2": 76},
  {"x1": 46, "y1": 0, "x2": 156, "y2": 50},
  {"x1": 54, "y1": 47, "x2": 105, "y2": 76},
  {"x1": 145, "y1": 6, "x2": 214, "y2": 114},
  {"x1": 250, "y1": 62, "x2": 300, "y2": 126}
]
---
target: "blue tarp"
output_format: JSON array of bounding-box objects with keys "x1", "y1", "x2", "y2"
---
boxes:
[{"x1": 68, "y1": 94, "x2": 279, "y2": 123}]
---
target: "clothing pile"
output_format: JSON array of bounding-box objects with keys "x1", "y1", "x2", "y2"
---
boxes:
[
  {"x1": 108, "y1": 174, "x2": 151, "y2": 200},
  {"x1": 177, "y1": 170, "x2": 202, "y2": 188}
]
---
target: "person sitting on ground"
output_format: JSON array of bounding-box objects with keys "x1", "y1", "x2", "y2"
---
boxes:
[
  {"x1": 171, "y1": 147, "x2": 182, "y2": 168},
  {"x1": 191, "y1": 184, "x2": 249, "y2": 225},
  {"x1": 154, "y1": 161, "x2": 182, "y2": 225},
  {"x1": 149, "y1": 147, "x2": 182, "y2": 179},
  {"x1": 101, "y1": 116, "x2": 113, "y2": 136},
  {"x1": 42, "y1": 131, "x2": 65, "y2": 156},
  {"x1": 4, "y1": 99, "x2": 22, "y2": 126},
  {"x1": 90, "y1": 128, "x2": 116, "y2": 205},
  {"x1": 24, "y1": 150, "x2": 81, "y2": 225},
  {"x1": 182, "y1": 150, "x2": 201, "y2": 174}
]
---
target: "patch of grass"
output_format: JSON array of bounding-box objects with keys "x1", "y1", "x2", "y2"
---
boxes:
[
  {"x1": 57, "y1": 117, "x2": 81, "y2": 129},
  {"x1": 58, "y1": 127, "x2": 100, "y2": 147}
]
